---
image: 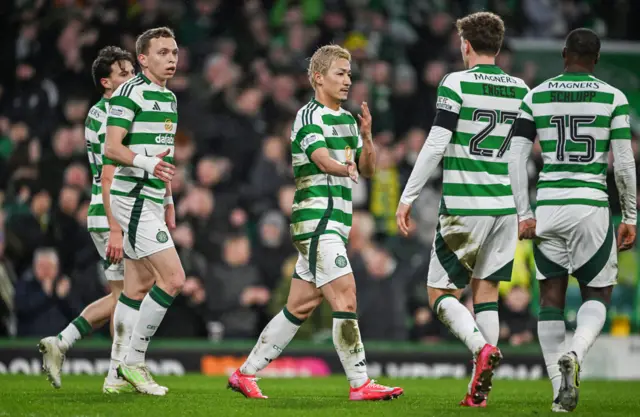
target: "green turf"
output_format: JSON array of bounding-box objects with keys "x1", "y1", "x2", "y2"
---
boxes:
[{"x1": 1, "y1": 375, "x2": 638, "y2": 417}]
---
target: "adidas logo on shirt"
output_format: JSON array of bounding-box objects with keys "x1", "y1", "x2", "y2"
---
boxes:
[{"x1": 153, "y1": 102, "x2": 161, "y2": 111}]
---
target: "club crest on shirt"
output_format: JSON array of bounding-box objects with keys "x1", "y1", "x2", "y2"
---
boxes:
[
  {"x1": 345, "y1": 146, "x2": 352, "y2": 161},
  {"x1": 164, "y1": 119, "x2": 173, "y2": 132}
]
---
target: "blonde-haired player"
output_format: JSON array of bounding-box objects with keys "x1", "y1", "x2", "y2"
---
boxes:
[{"x1": 228, "y1": 45, "x2": 404, "y2": 401}]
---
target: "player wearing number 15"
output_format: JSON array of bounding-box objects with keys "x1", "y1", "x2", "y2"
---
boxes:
[
  {"x1": 507, "y1": 28, "x2": 637, "y2": 413},
  {"x1": 396, "y1": 12, "x2": 529, "y2": 407}
]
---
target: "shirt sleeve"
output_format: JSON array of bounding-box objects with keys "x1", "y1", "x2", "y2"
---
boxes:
[
  {"x1": 507, "y1": 91, "x2": 537, "y2": 220},
  {"x1": 610, "y1": 91, "x2": 637, "y2": 224},
  {"x1": 294, "y1": 124, "x2": 326, "y2": 159},
  {"x1": 107, "y1": 94, "x2": 140, "y2": 132},
  {"x1": 399, "y1": 126, "x2": 453, "y2": 205}
]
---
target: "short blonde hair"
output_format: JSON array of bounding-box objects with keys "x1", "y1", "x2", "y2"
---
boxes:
[{"x1": 307, "y1": 45, "x2": 351, "y2": 90}]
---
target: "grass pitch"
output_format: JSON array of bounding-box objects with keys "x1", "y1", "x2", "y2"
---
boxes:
[{"x1": 1, "y1": 374, "x2": 638, "y2": 417}]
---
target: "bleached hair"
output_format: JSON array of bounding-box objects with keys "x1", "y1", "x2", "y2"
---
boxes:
[{"x1": 307, "y1": 45, "x2": 351, "y2": 90}]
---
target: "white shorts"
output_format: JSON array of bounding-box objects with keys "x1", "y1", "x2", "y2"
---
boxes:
[
  {"x1": 427, "y1": 214, "x2": 517, "y2": 290},
  {"x1": 111, "y1": 195, "x2": 174, "y2": 260},
  {"x1": 293, "y1": 234, "x2": 352, "y2": 288},
  {"x1": 534, "y1": 205, "x2": 617, "y2": 287},
  {"x1": 90, "y1": 231, "x2": 125, "y2": 281}
]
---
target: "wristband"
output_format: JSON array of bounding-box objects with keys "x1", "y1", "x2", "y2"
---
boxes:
[
  {"x1": 133, "y1": 154, "x2": 161, "y2": 175},
  {"x1": 164, "y1": 196, "x2": 174, "y2": 207}
]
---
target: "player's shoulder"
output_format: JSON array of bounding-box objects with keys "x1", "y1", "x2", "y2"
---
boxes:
[
  {"x1": 504, "y1": 73, "x2": 530, "y2": 90},
  {"x1": 112, "y1": 74, "x2": 146, "y2": 99},
  {"x1": 88, "y1": 100, "x2": 107, "y2": 121},
  {"x1": 293, "y1": 100, "x2": 323, "y2": 130},
  {"x1": 438, "y1": 70, "x2": 467, "y2": 89},
  {"x1": 588, "y1": 76, "x2": 627, "y2": 101}
]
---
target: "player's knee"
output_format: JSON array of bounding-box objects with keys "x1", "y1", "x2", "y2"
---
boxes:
[
  {"x1": 163, "y1": 266, "x2": 186, "y2": 296},
  {"x1": 288, "y1": 294, "x2": 323, "y2": 320},
  {"x1": 333, "y1": 287, "x2": 357, "y2": 313},
  {"x1": 580, "y1": 284, "x2": 612, "y2": 305},
  {"x1": 471, "y1": 279, "x2": 499, "y2": 304},
  {"x1": 539, "y1": 279, "x2": 568, "y2": 309},
  {"x1": 427, "y1": 286, "x2": 455, "y2": 310}
]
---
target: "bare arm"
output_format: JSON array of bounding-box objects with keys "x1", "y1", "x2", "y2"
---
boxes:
[
  {"x1": 310, "y1": 147, "x2": 352, "y2": 177},
  {"x1": 105, "y1": 125, "x2": 135, "y2": 166},
  {"x1": 356, "y1": 102, "x2": 376, "y2": 178},
  {"x1": 101, "y1": 164, "x2": 121, "y2": 232}
]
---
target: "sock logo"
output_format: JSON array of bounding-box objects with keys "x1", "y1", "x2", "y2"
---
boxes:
[
  {"x1": 473, "y1": 327, "x2": 479, "y2": 333},
  {"x1": 146, "y1": 325, "x2": 157, "y2": 331},
  {"x1": 355, "y1": 359, "x2": 367, "y2": 367},
  {"x1": 272, "y1": 345, "x2": 283, "y2": 353}
]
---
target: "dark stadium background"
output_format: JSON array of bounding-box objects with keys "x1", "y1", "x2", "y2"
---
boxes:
[{"x1": 0, "y1": 0, "x2": 639, "y2": 364}]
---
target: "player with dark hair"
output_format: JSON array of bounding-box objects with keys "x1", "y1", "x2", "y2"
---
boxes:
[
  {"x1": 508, "y1": 28, "x2": 636, "y2": 412},
  {"x1": 39, "y1": 46, "x2": 136, "y2": 393},
  {"x1": 396, "y1": 12, "x2": 530, "y2": 407}
]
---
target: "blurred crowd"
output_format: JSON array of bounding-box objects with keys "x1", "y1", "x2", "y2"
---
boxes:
[{"x1": 0, "y1": 0, "x2": 638, "y2": 343}]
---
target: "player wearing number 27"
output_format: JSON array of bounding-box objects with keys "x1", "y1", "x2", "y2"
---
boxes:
[
  {"x1": 508, "y1": 28, "x2": 636, "y2": 413},
  {"x1": 396, "y1": 12, "x2": 528, "y2": 407}
]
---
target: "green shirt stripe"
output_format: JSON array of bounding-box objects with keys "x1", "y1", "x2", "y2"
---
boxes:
[
  {"x1": 442, "y1": 183, "x2": 513, "y2": 197},
  {"x1": 109, "y1": 95, "x2": 140, "y2": 112},
  {"x1": 291, "y1": 208, "x2": 352, "y2": 227},
  {"x1": 294, "y1": 185, "x2": 352, "y2": 204},
  {"x1": 293, "y1": 163, "x2": 324, "y2": 178},
  {"x1": 88, "y1": 204, "x2": 106, "y2": 216},
  {"x1": 460, "y1": 82, "x2": 528, "y2": 99},
  {"x1": 520, "y1": 101, "x2": 533, "y2": 116},
  {"x1": 541, "y1": 163, "x2": 607, "y2": 175},
  {"x1": 532, "y1": 91, "x2": 614, "y2": 105},
  {"x1": 142, "y1": 91, "x2": 176, "y2": 102},
  {"x1": 612, "y1": 104, "x2": 629, "y2": 118},
  {"x1": 294, "y1": 124, "x2": 323, "y2": 146},
  {"x1": 451, "y1": 133, "x2": 505, "y2": 149},
  {"x1": 134, "y1": 111, "x2": 178, "y2": 123},
  {"x1": 537, "y1": 179, "x2": 607, "y2": 191},
  {"x1": 114, "y1": 175, "x2": 165, "y2": 189},
  {"x1": 443, "y1": 156, "x2": 508, "y2": 176},
  {"x1": 537, "y1": 198, "x2": 608, "y2": 208},
  {"x1": 539, "y1": 139, "x2": 609, "y2": 153},
  {"x1": 534, "y1": 115, "x2": 610, "y2": 129},
  {"x1": 437, "y1": 85, "x2": 463, "y2": 104},
  {"x1": 610, "y1": 127, "x2": 631, "y2": 140}
]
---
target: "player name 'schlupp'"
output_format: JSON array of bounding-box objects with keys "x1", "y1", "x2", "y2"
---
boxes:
[{"x1": 549, "y1": 91, "x2": 600, "y2": 102}]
